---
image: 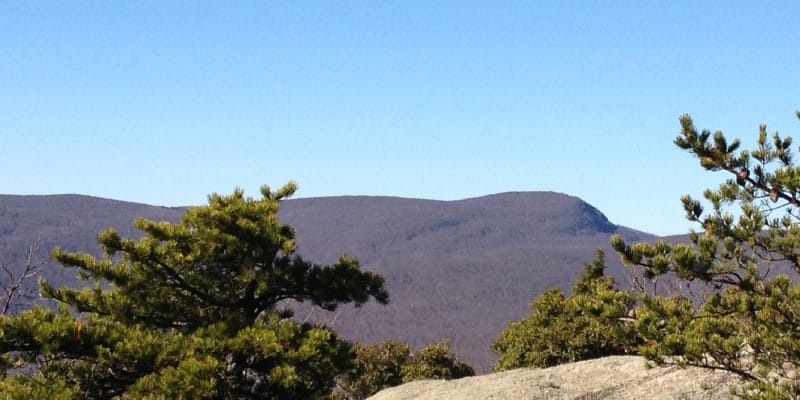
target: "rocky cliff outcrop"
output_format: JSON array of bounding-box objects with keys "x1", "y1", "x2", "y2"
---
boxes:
[{"x1": 367, "y1": 356, "x2": 743, "y2": 400}]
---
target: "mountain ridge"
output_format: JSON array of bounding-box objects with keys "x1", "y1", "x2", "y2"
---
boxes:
[{"x1": 0, "y1": 191, "x2": 655, "y2": 370}]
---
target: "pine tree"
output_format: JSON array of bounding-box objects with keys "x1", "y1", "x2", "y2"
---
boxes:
[
  {"x1": 0, "y1": 182, "x2": 389, "y2": 399},
  {"x1": 610, "y1": 112, "x2": 800, "y2": 398},
  {"x1": 334, "y1": 340, "x2": 474, "y2": 400},
  {"x1": 492, "y1": 251, "x2": 639, "y2": 371}
]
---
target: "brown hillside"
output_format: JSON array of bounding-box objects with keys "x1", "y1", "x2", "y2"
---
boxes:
[{"x1": 0, "y1": 192, "x2": 654, "y2": 371}]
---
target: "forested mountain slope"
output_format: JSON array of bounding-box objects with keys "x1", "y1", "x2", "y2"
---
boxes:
[{"x1": 0, "y1": 192, "x2": 654, "y2": 370}]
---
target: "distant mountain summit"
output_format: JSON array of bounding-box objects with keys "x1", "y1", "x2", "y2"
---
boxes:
[
  {"x1": 0, "y1": 191, "x2": 653, "y2": 370},
  {"x1": 279, "y1": 192, "x2": 626, "y2": 262},
  {"x1": 458, "y1": 191, "x2": 617, "y2": 235}
]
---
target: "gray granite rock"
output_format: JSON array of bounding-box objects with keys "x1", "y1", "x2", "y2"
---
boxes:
[{"x1": 367, "y1": 356, "x2": 743, "y2": 400}]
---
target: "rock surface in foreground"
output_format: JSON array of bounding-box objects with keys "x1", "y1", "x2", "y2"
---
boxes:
[{"x1": 367, "y1": 356, "x2": 743, "y2": 400}]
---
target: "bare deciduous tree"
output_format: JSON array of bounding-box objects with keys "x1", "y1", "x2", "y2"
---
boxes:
[{"x1": 0, "y1": 238, "x2": 45, "y2": 315}]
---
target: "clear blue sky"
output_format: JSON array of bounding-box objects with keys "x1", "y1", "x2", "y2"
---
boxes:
[{"x1": 2, "y1": 2, "x2": 799, "y2": 236}]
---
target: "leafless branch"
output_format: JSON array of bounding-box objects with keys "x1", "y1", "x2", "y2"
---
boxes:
[{"x1": 0, "y1": 238, "x2": 46, "y2": 315}]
